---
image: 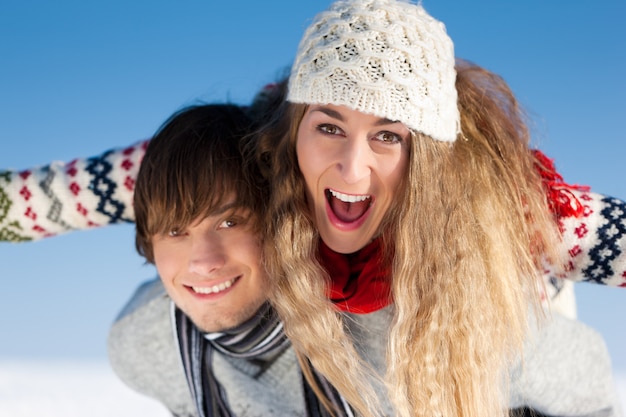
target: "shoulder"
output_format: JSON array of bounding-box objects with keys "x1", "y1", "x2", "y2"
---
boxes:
[
  {"x1": 108, "y1": 277, "x2": 195, "y2": 415},
  {"x1": 509, "y1": 312, "x2": 620, "y2": 415}
]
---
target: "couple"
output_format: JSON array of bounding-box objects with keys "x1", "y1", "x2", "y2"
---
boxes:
[{"x1": 3, "y1": 0, "x2": 624, "y2": 416}]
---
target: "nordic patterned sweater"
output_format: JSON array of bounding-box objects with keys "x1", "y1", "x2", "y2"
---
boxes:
[
  {"x1": 1, "y1": 140, "x2": 625, "y2": 289},
  {"x1": 0, "y1": 140, "x2": 147, "y2": 242}
]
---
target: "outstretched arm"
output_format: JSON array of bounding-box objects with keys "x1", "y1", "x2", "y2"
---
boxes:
[
  {"x1": 0, "y1": 140, "x2": 148, "y2": 242},
  {"x1": 534, "y1": 150, "x2": 626, "y2": 288},
  {"x1": 555, "y1": 189, "x2": 626, "y2": 287}
]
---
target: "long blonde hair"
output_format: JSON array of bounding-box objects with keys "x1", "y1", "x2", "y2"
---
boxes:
[{"x1": 253, "y1": 60, "x2": 562, "y2": 417}]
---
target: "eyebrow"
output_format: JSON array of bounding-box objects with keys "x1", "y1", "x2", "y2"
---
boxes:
[{"x1": 310, "y1": 106, "x2": 399, "y2": 126}]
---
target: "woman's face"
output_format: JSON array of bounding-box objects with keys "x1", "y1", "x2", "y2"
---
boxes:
[{"x1": 296, "y1": 104, "x2": 410, "y2": 254}]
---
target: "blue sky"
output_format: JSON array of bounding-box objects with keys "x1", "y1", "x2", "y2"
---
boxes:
[{"x1": 1, "y1": 0, "x2": 624, "y2": 383}]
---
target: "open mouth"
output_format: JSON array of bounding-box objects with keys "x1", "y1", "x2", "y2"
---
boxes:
[
  {"x1": 326, "y1": 189, "x2": 372, "y2": 223},
  {"x1": 190, "y1": 276, "x2": 239, "y2": 295}
]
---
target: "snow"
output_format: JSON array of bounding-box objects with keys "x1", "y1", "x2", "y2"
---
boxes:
[
  {"x1": 1, "y1": 360, "x2": 624, "y2": 416},
  {"x1": 0, "y1": 360, "x2": 169, "y2": 417}
]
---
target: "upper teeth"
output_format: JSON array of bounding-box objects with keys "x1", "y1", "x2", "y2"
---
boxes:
[
  {"x1": 329, "y1": 189, "x2": 370, "y2": 203},
  {"x1": 192, "y1": 278, "x2": 235, "y2": 294}
]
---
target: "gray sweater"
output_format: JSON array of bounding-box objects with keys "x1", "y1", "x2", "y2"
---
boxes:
[
  {"x1": 108, "y1": 278, "x2": 622, "y2": 416},
  {"x1": 108, "y1": 278, "x2": 305, "y2": 417}
]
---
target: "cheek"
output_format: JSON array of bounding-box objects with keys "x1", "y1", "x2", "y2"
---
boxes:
[
  {"x1": 239, "y1": 241, "x2": 268, "y2": 287},
  {"x1": 296, "y1": 136, "x2": 319, "y2": 190},
  {"x1": 296, "y1": 144, "x2": 322, "y2": 217},
  {"x1": 234, "y1": 233, "x2": 263, "y2": 266},
  {"x1": 383, "y1": 150, "x2": 410, "y2": 192},
  {"x1": 153, "y1": 243, "x2": 181, "y2": 280},
  {"x1": 394, "y1": 155, "x2": 409, "y2": 187}
]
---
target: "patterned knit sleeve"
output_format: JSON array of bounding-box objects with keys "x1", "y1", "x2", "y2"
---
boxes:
[
  {"x1": 553, "y1": 189, "x2": 626, "y2": 287},
  {"x1": 0, "y1": 140, "x2": 149, "y2": 242},
  {"x1": 532, "y1": 149, "x2": 626, "y2": 288}
]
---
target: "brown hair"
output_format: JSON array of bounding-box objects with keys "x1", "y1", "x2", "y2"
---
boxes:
[
  {"x1": 254, "y1": 60, "x2": 562, "y2": 417},
  {"x1": 134, "y1": 104, "x2": 266, "y2": 263}
]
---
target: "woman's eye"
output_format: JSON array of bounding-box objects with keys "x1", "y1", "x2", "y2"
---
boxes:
[
  {"x1": 374, "y1": 131, "x2": 402, "y2": 143},
  {"x1": 317, "y1": 124, "x2": 342, "y2": 136},
  {"x1": 168, "y1": 229, "x2": 182, "y2": 237}
]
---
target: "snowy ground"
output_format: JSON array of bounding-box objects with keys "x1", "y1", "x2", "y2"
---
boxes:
[
  {"x1": 1, "y1": 360, "x2": 624, "y2": 416},
  {"x1": 0, "y1": 360, "x2": 170, "y2": 417}
]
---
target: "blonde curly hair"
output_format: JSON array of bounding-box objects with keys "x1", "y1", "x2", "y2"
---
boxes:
[{"x1": 253, "y1": 60, "x2": 562, "y2": 417}]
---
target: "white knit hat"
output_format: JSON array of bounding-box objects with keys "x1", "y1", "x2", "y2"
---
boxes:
[{"x1": 288, "y1": 0, "x2": 460, "y2": 142}]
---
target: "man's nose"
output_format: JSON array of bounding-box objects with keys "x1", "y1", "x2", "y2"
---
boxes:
[{"x1": 188, "y1": 235, "x2": 225, "y2": 276}]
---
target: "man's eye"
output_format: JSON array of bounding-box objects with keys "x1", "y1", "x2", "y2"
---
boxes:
[
  {"x1": 168, "y1": 229, "x2": 182, "y2": 237},
  {"x1": 219, "y1": 219, "x2": 237, "y2": 229}
]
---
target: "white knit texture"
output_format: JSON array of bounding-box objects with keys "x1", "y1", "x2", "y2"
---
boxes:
[{"x1": 288, "y1": 0, "x2": 460, "y2": 142}]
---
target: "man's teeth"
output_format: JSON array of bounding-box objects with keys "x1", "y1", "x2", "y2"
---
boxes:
[
  {"x1": 192, "y1": 278, "x2": 235, "y2": 294},
  {"x1": 329, "y1": 190, "x2": 371, "y2": 203}
]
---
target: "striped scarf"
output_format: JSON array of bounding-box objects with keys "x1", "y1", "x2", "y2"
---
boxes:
[{"x1": 173, "y1": 302, "x2": 354, "y2": 417}]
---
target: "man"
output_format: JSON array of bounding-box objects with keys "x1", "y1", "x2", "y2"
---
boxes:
[{"x1": 107, "y1": 103, "x2": 352, "y2": 417}]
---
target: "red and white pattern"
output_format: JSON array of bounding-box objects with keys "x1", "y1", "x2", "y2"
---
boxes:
[
  {"x1": 0, "y1": 140, "x2": 147, "y2": 242},
  {"x1": 553, "y1": 189, "x2": 626, "y2": 288}
]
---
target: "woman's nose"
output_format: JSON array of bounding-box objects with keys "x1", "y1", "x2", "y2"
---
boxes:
[{"x1": 337, "y1": 139, "x2": 372, "y2": 184}]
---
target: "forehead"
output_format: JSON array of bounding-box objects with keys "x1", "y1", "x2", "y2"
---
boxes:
[
  {"x1": 196, "y1": 194, "x2": 247, "y2": 220},
  {"x1": 305, "y1": 104, "x2": 404, "y2": 126},
  {"x1": 196, "y1": 190, "x2": 257, "y2": 220}
]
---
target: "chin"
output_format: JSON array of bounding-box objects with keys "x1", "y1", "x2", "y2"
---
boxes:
[{"x1": 323, "y1": 237, "x2": 365, "y2": 255}]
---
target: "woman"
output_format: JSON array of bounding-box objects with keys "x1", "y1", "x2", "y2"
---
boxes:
[{"x1": 253, "y1": 1, "x2": 623, "y2": 416}]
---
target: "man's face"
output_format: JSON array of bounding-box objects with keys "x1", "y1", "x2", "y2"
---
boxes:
[{"x1": 152, "y1": 199, "x2": 268, "y2": 333}]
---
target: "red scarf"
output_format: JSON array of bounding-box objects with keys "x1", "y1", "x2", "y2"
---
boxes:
[{"x1": 318, "y1": 238, "x2": 392, "y2": 314}]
